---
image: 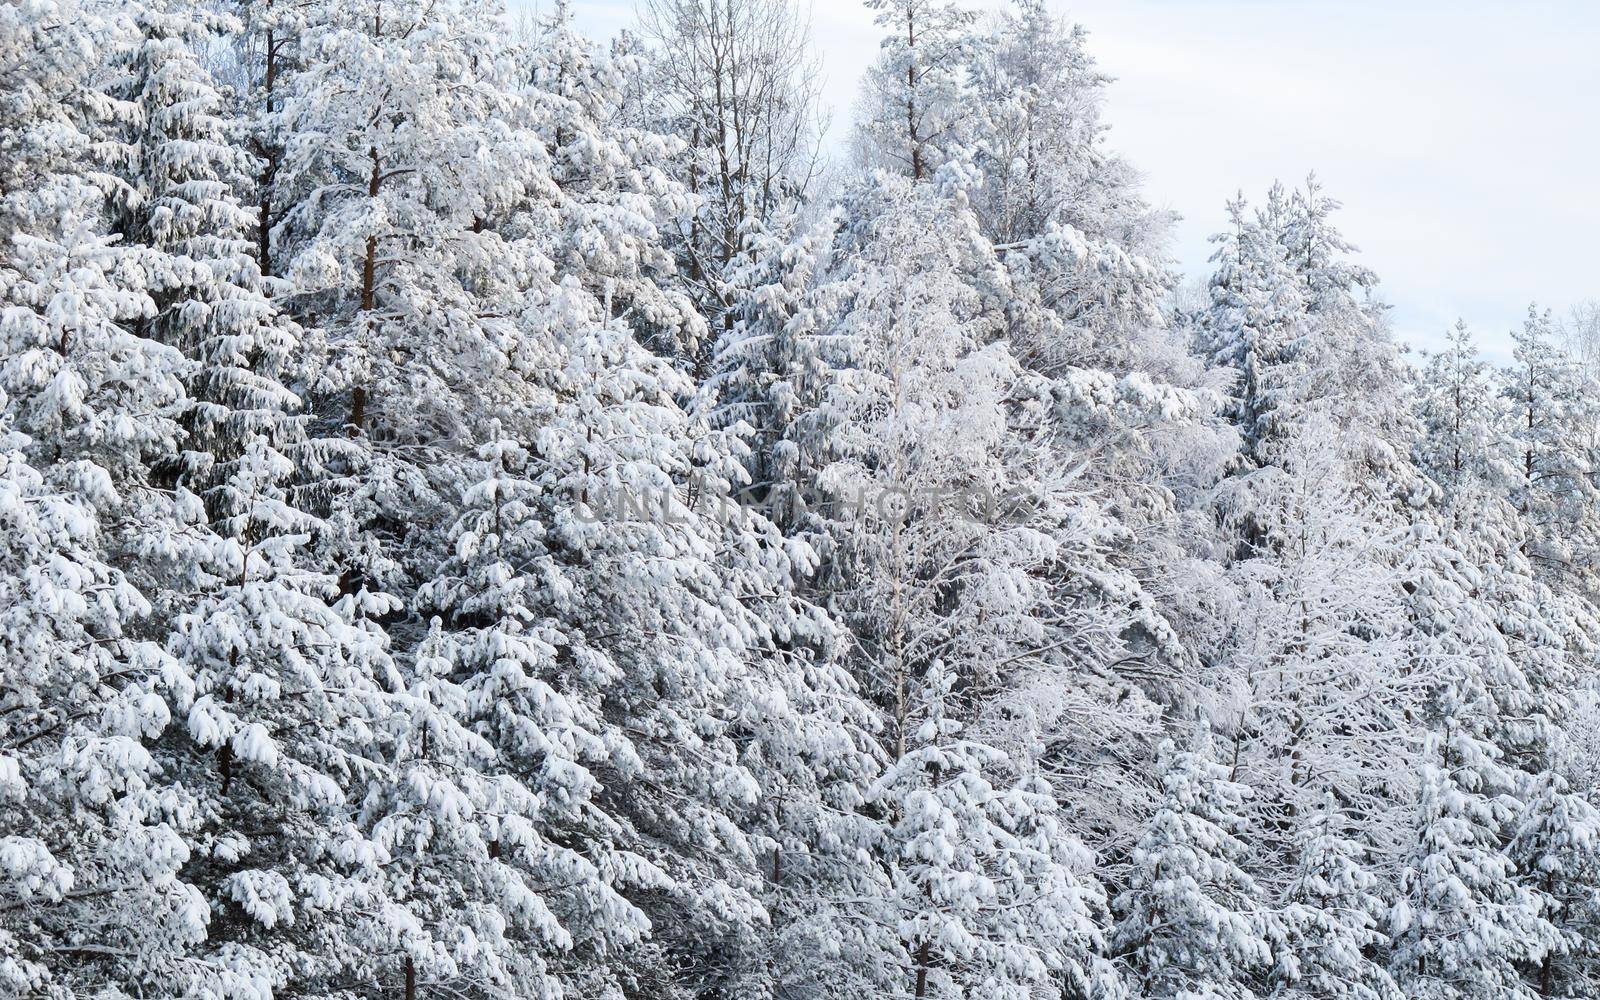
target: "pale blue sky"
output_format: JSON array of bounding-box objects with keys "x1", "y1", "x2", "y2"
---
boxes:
[{"x1": 542, "y1": 0, "x2": 1599, "y2": 359}]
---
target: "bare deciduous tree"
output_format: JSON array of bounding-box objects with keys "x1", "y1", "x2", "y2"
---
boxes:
[
  {"x1": 1558, "y1": 298, "x2": 1600, "y2": 375},
  {"x1": 639, "y1": 0, "x2": 827, "y2": 350}
]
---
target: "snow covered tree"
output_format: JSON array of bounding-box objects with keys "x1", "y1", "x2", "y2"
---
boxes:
[
  {"x1": 520, "y1": 2, "x2": 705, "y2": 361},
  {"x1": 1198, "y1": 191, "x2": 1307, "y2": 473},
  {"x1": 162, "y1": 434, "x2": 406, "y2": 996},
  {"x1": 1411, "y1": 318, "x2": 1590, "y2": 779},
  {"x1": 949, "y1": 7, "x2": 1233, "y2": 831},
  {"x1": 0, "y1": 397, "x2": 213, "y2": 995},
  {"x1": 1509, "y1": 773, "x2": 1600, "y2": 997},
  {"x1": 1201, "y1": 180, "x2": 1415, "y2": 492},
  {"x1": 1404, "y1": 495, "x2": 1588, "y2": 790},
  {"x1": 1273, "y1": 793, "x2": 1402, "y2": 1000},
  {"x1": 703, "y1": 206, "x2": 841, "y2": 533},
  {"x1": 0, "y1": 0, "x2": 185, "y2": 528},
  {"x1": 802, "y1": 171, "x2": 1017, "y2": 721},
  {"x1": 638, "y1": 0, "x2": 826, "y2": 358},
  {"x1": 0, "y1": 4, "x2": 227, "y2": 992},
  {"x1": 1414, "y1": 321, "x2": 1513, "y2": 508},
  {"x1": 782, "y1": 168, "x2": 1148, "y2": 995},
  {"x1": 855, "y1": 0, "x2": 976, "y2": 181},
  {"x1": 962, "y1": 0, "x2": 1169, "y2": 254},
  {"x1": 396, "y1": 431, "x2": 653, "y2": 998},
  {"x1": 1498, "y1": 306, "x2": 1600, "y2": 595},
  {"x1": 870, "y1": 661, "x2": 1123, "y2": 999},
  {"x1": 9, "y1": 2, "x2": 1600, "y2": 996},
  {"x1": 1217, "y1": 423, "x2": 1418, "y2": 858},
  {"x1": 273, "y1": 0, "x2": 545, "y2": 594},
  {"x1": 1276, "y1": 177, "x2": 1376, "y2": 318},
  {"x1": 108, "y1": 0, "x2": 312, "y2": 516},
  {"x1": 379, "y1": 241, "x2": 873, "y2": 997},
  {"x1": 0, "y1": 214, "x2": 183, "y2": 511},
  {"x1": 227, "y1": 0, "x2": 314, "y2": 276},
  {"x1": 1389, "y1": 684, "x2": 1560, "y2": 1000},
  {"x1": 0, "y1": 0, "x2": 131, "y2": 245},
  {"x1": 1112, "y1": 721, "x2": 1271, "y2": 1000}
]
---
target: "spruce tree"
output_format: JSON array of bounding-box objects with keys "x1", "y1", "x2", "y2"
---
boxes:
[
  {"x1": 1274, "y1": 793, "x2": 1402, "y2": 1000},
  {"x1": 1112, "y1": 722, "x2": 1271, "y2": 1000},
  {"x1": 1389, "y1": 685, "x2": 1559, "y2": 1000}
]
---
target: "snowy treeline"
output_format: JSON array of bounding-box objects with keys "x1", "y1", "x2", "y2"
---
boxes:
[{"x1": 3, "y1": 0, "x2": 1600, "y2": 996}]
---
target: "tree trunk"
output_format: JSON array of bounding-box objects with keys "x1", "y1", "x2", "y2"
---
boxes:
[
  {"x1": 1540, "y1": 870, "x2": 1556, "y2": 995},
  {"x1": 351, "y1": 145, "x2": 380, "y2": 434},
  {"x1": 257, "y1": 0, "x2": 279, "y2": 273},
  {"x1": 349, "y1": 385, "x2": 367, "y2": 437},
  {"x1": 360, "y1": 146, "x2": 380, "y2": 312},
  {"x1": 904, "y1": 6, "x2": 923, "y2": 181}
]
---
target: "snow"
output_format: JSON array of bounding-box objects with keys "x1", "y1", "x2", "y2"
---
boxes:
[{"x1": 2, "y1": 0, "x2": 1599, "y2": 996}]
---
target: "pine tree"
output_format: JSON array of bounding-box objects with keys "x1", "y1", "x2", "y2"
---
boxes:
[
  {"x1": 1414, "y1": 321, "x2": 1513, "y2": 509},
  {"x1": 402, "y1": 431, "x2": 652, "y2": 998},
  {"x1": 1198, "y1": 191, "x2": 1307, "y2": 471},
  {"x1": 520, "y1": 2, "x2": 705, "y2": 360},
  {"x1": 1201, "y1": 180, "x2": 1415, "y2": 490},
  {"x1": 704, "y1": 206, "x2": 839, "y2": 532},
  {"x1": 9, "y1": 3, "x2": 1600, "y2": 998},
  {"x1": 0, "y1": 0, "x2": 186, "y2": 534},
  {"x1": 273, "y1": 0, "x2": 546, "y2": 598},
  {"x1": 0, "y1": 397, "x2": 211, "y2": 994},
  {"x1": 1277, "y1": 177, "x2": 1376, "y2": 318},
  {"x1": 1411, "y1": 319, "x2": 1587, "y2": 778},
  {"x1": 0, "y1": 214, "x2": 183, "y2": 506},
  {"x1": 229, "y1": 0, "x2": 311, "y2": 276},
  {"x1": 856, "y1": 0, "x2": 976, "y2": 182},
  {"x1": 0, "y1": 3, "x2": 224, "y2": 992},
  {"x1": 789, "y1": 170, "x2": 1144, "y2": 995},
  {"x1": 956, "y1": 4, "x2": 1232, "y2": 848},
  {"x1": 164, "y1": 434, "x2": 405, "y2": 996}
]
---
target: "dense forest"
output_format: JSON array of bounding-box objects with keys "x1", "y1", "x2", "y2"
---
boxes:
[{"x1": 3, "y1": 0, "x2": 1600, "y2": 997}]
